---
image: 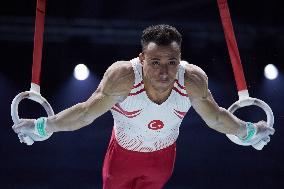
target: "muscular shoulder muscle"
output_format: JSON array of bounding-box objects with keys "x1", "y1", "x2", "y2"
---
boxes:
[
  {"x1": 183, "y1": 63, "x2": 221, "y2": 127},
  {"x1": 184, "y1": 64, "x2": 208, "y2": 100},
  {"x1": 98, "y1": 61, "x2": 134, "y2": 101},
  {"x1": 82, "y1": 61, "x2": 134, "y2": 123}
]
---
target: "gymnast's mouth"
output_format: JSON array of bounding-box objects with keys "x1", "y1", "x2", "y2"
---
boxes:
[{"x1": 159, "y1": 79, "x2": 169, "y2": 83}]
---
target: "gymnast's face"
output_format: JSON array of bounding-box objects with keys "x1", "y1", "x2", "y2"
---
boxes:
[{"x1": 139, "y1": 41, "x2": 181, "y2": 92}]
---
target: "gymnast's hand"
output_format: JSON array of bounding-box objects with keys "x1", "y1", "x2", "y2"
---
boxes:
[
  {"x1": 13, "y1": 119, "x2": 34, "y2": 134},
  {"x1": 12, "y1": 119, "x2": 47, "y2": 143},
  {"x1": 249, "y1": 121, "x2": 275, "y2": 148}
]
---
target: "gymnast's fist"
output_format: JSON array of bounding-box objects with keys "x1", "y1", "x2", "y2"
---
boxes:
[
  {"x1": 252, "y1": 121, "x2": 275, "y2": 143},
  {"x1": 13, "y1": 118, "x2": 52, "y2": 143}
]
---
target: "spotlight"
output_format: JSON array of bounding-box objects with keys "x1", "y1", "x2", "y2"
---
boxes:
[
  {"x1": 264, "y1": 64, "x2": 278, "y2": 80},
  {"x1": 74, "y1": 64, "x2": 90, "y2": 81}
]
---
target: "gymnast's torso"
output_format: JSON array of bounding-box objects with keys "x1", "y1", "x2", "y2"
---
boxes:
[{"x1": 110, "y1": 58, "x2": 191, "y2": 152}]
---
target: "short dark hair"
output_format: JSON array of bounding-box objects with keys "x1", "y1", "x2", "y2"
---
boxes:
[{"x1": 141, "y1": 24, "x2": 182, "y2": 50}]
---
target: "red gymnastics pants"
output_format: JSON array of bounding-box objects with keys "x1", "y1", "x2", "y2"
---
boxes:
[{"x1": 102, "y1": 131, "x2": 176, "y2": 189}]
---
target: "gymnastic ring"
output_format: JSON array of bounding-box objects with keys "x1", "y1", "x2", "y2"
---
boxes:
[
  {"x1": 226, "y1": 97, "x2": 274, "y2": 146},
  {"x1": 11, "y1": 90, "x2": 54, "y2": 144}
]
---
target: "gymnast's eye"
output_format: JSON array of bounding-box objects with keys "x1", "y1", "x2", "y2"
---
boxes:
[
  {"x1": 151, "y1": 61, "x2": 160, "y2": 65},
  {"x1": 169, "y1": 61, "x2": 177, "y2": 65}
]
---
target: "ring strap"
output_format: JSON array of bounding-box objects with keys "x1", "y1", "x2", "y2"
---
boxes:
[
  {"x1": 217, "y1": 0, "x2": 247, "y2": 92},
  {"x1": 31, "y1": 0, "x2": 46, "y2": 89}
]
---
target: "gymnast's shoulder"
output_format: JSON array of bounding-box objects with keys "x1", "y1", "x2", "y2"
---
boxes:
[
  {"x1": 105, "y1": 60, "x2": 134, "y2": 80},
  {"x1": 182, "y1": 61, "x2": 209, "y2": 98},
  {"x1": 101, "y1": 60, "x2": 134, "y2": 94}
]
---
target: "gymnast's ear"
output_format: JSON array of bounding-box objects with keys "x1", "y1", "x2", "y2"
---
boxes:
[{"x1": 139, "y1": 52, "x2": 145, "y2": 65}]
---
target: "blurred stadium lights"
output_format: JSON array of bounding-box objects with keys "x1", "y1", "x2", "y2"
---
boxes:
[
  {"x1": 74, "y1": 63, "x2": 90, "y2": 81},
  {"x1": 54, "y1": 70, "x2": 100, "y2": 107},
  {"x1": 264, "y1": 64, "x2": 279, "y2": 80}
]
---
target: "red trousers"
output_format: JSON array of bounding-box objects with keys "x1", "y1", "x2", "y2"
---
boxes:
[{"x1": 102, "y1": 132, "x2": 176, "y2": 189}]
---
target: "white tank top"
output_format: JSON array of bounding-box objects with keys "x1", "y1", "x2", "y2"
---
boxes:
[{"x1": 110, "y1": 58, "x2": 191, "y2": 152}]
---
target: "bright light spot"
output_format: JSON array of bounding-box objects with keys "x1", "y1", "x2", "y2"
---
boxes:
[
  {"x1": 264, "y1": 64, "x2": 278, "y2": 80},
  {"x1": 74, "y1": 64, "x2": 89, "y2": 80}
]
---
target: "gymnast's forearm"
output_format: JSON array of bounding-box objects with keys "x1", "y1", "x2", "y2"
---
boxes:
[
  {"x1": 44, "y1": 90, "x2": 117, "y2": 133},
  {"x1": 207, "y1": 107, "x2": 247, "y2": 138},
  {"x1": 45, "y1": 102, "x2": 95, "y2": 133}
]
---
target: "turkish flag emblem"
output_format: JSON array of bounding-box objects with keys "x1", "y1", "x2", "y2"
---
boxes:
[{"x1": 148, "y1": 120, "x2": 164, "y2": 130}]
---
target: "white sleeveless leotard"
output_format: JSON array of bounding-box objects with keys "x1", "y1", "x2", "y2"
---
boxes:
[{"x1": 110, "y1": 58, "x2": 191, "y2": 152}]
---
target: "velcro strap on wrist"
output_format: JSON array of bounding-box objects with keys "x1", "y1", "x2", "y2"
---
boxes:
[
  {"x1": 239, "y1": 122, "x2": 257, "y2": 142},
  {"x1": 34, "y1": 117, "x2": 47, "y2": 137}
]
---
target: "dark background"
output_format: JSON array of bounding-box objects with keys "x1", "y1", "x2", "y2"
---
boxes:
[{"x1": 0, "y1": 0, "x2": 283, "y2": 188}]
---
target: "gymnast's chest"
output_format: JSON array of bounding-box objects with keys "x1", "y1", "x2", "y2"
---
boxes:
[{"x1": 111, "y1": 93, "x2": 190, "y2": 126}]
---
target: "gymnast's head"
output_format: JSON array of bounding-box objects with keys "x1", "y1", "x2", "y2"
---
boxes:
[
  {"x1": 139, "y1": 24, "x2": 182, "y2": 92},
  {"x1": 140, "y1": 24, "x2": 182, "y2": 51}
]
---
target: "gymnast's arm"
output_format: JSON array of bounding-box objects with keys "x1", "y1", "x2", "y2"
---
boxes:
[
  {"x1": 46, "y1": 61, "x2": 134, "y2": 132},
  {"x1": 13, "y1": 61, "x2": 134, "y2": 134},
  {"x1": 184, "y1": 63, "x2": 248, "y2": 138}
]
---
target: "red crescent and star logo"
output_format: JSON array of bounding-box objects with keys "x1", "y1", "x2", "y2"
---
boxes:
[{"x1": 148, "y1": 120, "x2": 164, "y2": 130}]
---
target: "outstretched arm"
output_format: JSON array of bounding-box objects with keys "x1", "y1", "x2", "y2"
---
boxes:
[
  {"x1": 184, "y1": 63, "x2": 274, "y2": 142},
  {"x1": 13, "y1": 61, "x2": 134, "y2": 134},
  {"x1": 46, "y1": 61, "x2": 134, "y2": 132}
]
